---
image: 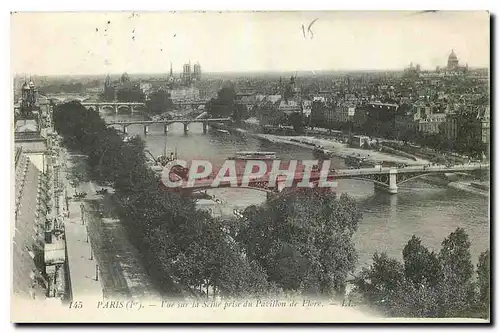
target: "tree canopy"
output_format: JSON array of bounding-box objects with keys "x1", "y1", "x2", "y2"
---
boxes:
[
  {"x1": 354, "y1": 228, "x2": 489, "y2": 319},
  {"x1": 146, "y1": 89, "x2": 174, "y2": 114},
  {"x1": 237, "y1": 191, "x2": 361, "y2": 296}
]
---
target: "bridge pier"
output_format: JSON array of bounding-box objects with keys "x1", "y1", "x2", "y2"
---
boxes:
[
  {"x1": 130, "y1": 105, "x2": 134, "y2": 115},
  {"x1": 372, "y1": 168, "x2": 398, "y2": 194},
  {"x1": 163, "y1": 124, "x2": 169, "y2": 134},
  {"x1": 144, "y1": 125, "x2": 149, "y2": 135},
  {"x1": 203, "y1": 122, "x2": 208, "y2": 134},
  {"x1": 183, "y1": 123, "x2": 189, "y2": 134},
  {"x1": 122, "y1": 126, "x2": 128, "y2": 134},
  {"x1": 114, "y1": 105, "x2": 118, "y2": 114},
  {"x1": 388, "y1": 169, "x2": 398, "y2": 194}
]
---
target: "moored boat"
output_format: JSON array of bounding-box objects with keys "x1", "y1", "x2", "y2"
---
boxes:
[{"x1": 228, "y1": 151, "x2": 278, "y2": 160}]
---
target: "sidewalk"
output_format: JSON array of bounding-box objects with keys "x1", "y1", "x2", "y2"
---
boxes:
[
  {"x1": 60, "y1": 148, "x2": 163, "y2": 302},
  {"x1": 59, "y1": 149, "x2": 103, "y2": 302},
  {"x1": 63, "y1": 200, "x2": 103, "y2": 302}
]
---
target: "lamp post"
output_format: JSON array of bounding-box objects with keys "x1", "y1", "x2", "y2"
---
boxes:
[{"x1": 80, "y1": 202, "x2": 85, "y2": 225}]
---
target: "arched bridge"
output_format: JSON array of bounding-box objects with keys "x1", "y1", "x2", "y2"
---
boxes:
[
  {"x1": 81, "y1": 102, "x2": 147, "y2": 114},
  {"x1": 162, "y1": 163, "x2": 489, "y2": 195},
  {"x1": 332, "y1": 163, "x2": 489, "y2": 194},
  {"x1": 40, "y1": 94, "x2": 92, "y2": 104},
  {"x1": 108, "y1": 117, "x2": 232, "y2": 134}
]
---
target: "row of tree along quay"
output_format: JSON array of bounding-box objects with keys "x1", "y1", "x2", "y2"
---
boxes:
[{"x1": 53, "y1": 101, "x2": 489, "y2": 318}]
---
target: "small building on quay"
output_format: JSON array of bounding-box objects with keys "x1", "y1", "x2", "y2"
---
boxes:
[{"x1": 350, "y1": 135, "x2": 371, "y2": 148}]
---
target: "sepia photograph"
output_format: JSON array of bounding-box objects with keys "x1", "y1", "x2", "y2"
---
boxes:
[{"x1": 9, "y1": 10, "x2": 491, "y2": 323}]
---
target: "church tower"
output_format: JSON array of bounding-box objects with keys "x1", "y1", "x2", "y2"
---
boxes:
[{"x1": 20, "y1": 78, "x2": 38, "y2": 118}]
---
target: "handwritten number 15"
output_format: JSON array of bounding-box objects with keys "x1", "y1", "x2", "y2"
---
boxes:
[{"x1": 302, "y1": 18, "x2": 319, "y2": 39}]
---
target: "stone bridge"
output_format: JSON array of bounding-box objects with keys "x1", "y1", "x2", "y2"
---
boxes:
[
  {"x1": 81, "y1": 102, "x2": 147, "y2": 114},
  {"x1": 107, "y1": 118, "x2": 232, "y2": 134}
]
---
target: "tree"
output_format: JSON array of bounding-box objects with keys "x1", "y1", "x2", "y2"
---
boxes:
[
  {"x1": 233, "y1": 103, "x2": 248, "y2": 125},
  {"x1": 355, "y1": 250, "x2": 447, "y2": 317},
  {"x1": 206, "y1": 87, "x2": 237, "y2": 118},
  {"x1": 437, "y1": 228, "x2": 476, "y2": 317},
  {"x1": 389, "y1": 279, "x2": 442, "y2": 318},
  {"x1": 67, "y1": 157, "x2": 89, "y2": 194},
  {"x1": 212, "y1": 236, "x2": 280, "y2": 298},
  {"x1": 354, "y1": 252, "x2": 405, "y2": 309},
  {"x1": 476, "y1": 249, "x2": 490, "y2": 318},
  {"x1": 146, "y1": 89, "x2": 173, "y2": 114},
  {"x1": 355, "y1": 229, "x2": 487, "y2": 318},
  {"x1": 238, "y1": 191, "x2": 361, "y2": 296},
  {"x1": 116, "y1": 84, "x2": 145, "y2": 102},
  {"x1": 289, "y1": 112, "x2": 305, "y2": 134},
  {"x1": 269, "y1": 110, "x2": 288, "y2": 127},
  {"x1": 103, "y1": 86, "x2": 116, "y2": 102},
  {"x1": 310, "y1": 101, "x2": 326, "y2": 128},
  {"x1": 402, "y1": 235, "x2": 442, "y2": 287},
  {"x1": 439, "y1": 228, "x2": 474, "y2": 282}
]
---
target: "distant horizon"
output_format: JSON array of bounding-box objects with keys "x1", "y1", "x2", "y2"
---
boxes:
[{"x1": 12, "y1": 65, "x2": 490, "y2": 80}]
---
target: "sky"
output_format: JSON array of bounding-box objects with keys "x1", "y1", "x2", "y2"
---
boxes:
[{"x1": 11, "y1": 11, "x2": 490, "y2": 75}]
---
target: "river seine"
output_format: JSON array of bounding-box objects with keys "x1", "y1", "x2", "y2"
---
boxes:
[{"x1": 106, "y1": 112, "x2": 489, "y2": 270}]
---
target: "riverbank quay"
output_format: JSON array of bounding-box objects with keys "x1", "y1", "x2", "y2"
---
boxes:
[
  {"x1": 210, "y1": 122, "x2": 427, "y2": 167},
  {"x1": 249, "y1": 122, "x2": 470, "y2": 164}
]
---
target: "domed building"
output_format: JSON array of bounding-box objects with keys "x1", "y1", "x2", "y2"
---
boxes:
[
  {"x1": 445, "y1": 49, "x2": 468, "y2": 73},
  {"x1": 447, "y1": 49, "x2": 459, "y2": 70}
]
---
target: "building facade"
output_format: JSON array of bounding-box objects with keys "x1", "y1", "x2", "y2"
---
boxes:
[
  {"x1": 180, "y1": 62, "x2": 202, "y2": 86},
  {"x1": 170, "y1": 87, "x2": 201, "y2": 103},
  {"x1": 418, "y1": 113, "x2": 447, "y2": 134},
  {"x1": 14, "y1": 79, "x2": 67, "y2": 302}
]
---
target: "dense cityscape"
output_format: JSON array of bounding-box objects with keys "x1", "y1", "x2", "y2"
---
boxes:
[{"x1": 12, "y1": 12, "x2": 490, "y2": 323}]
